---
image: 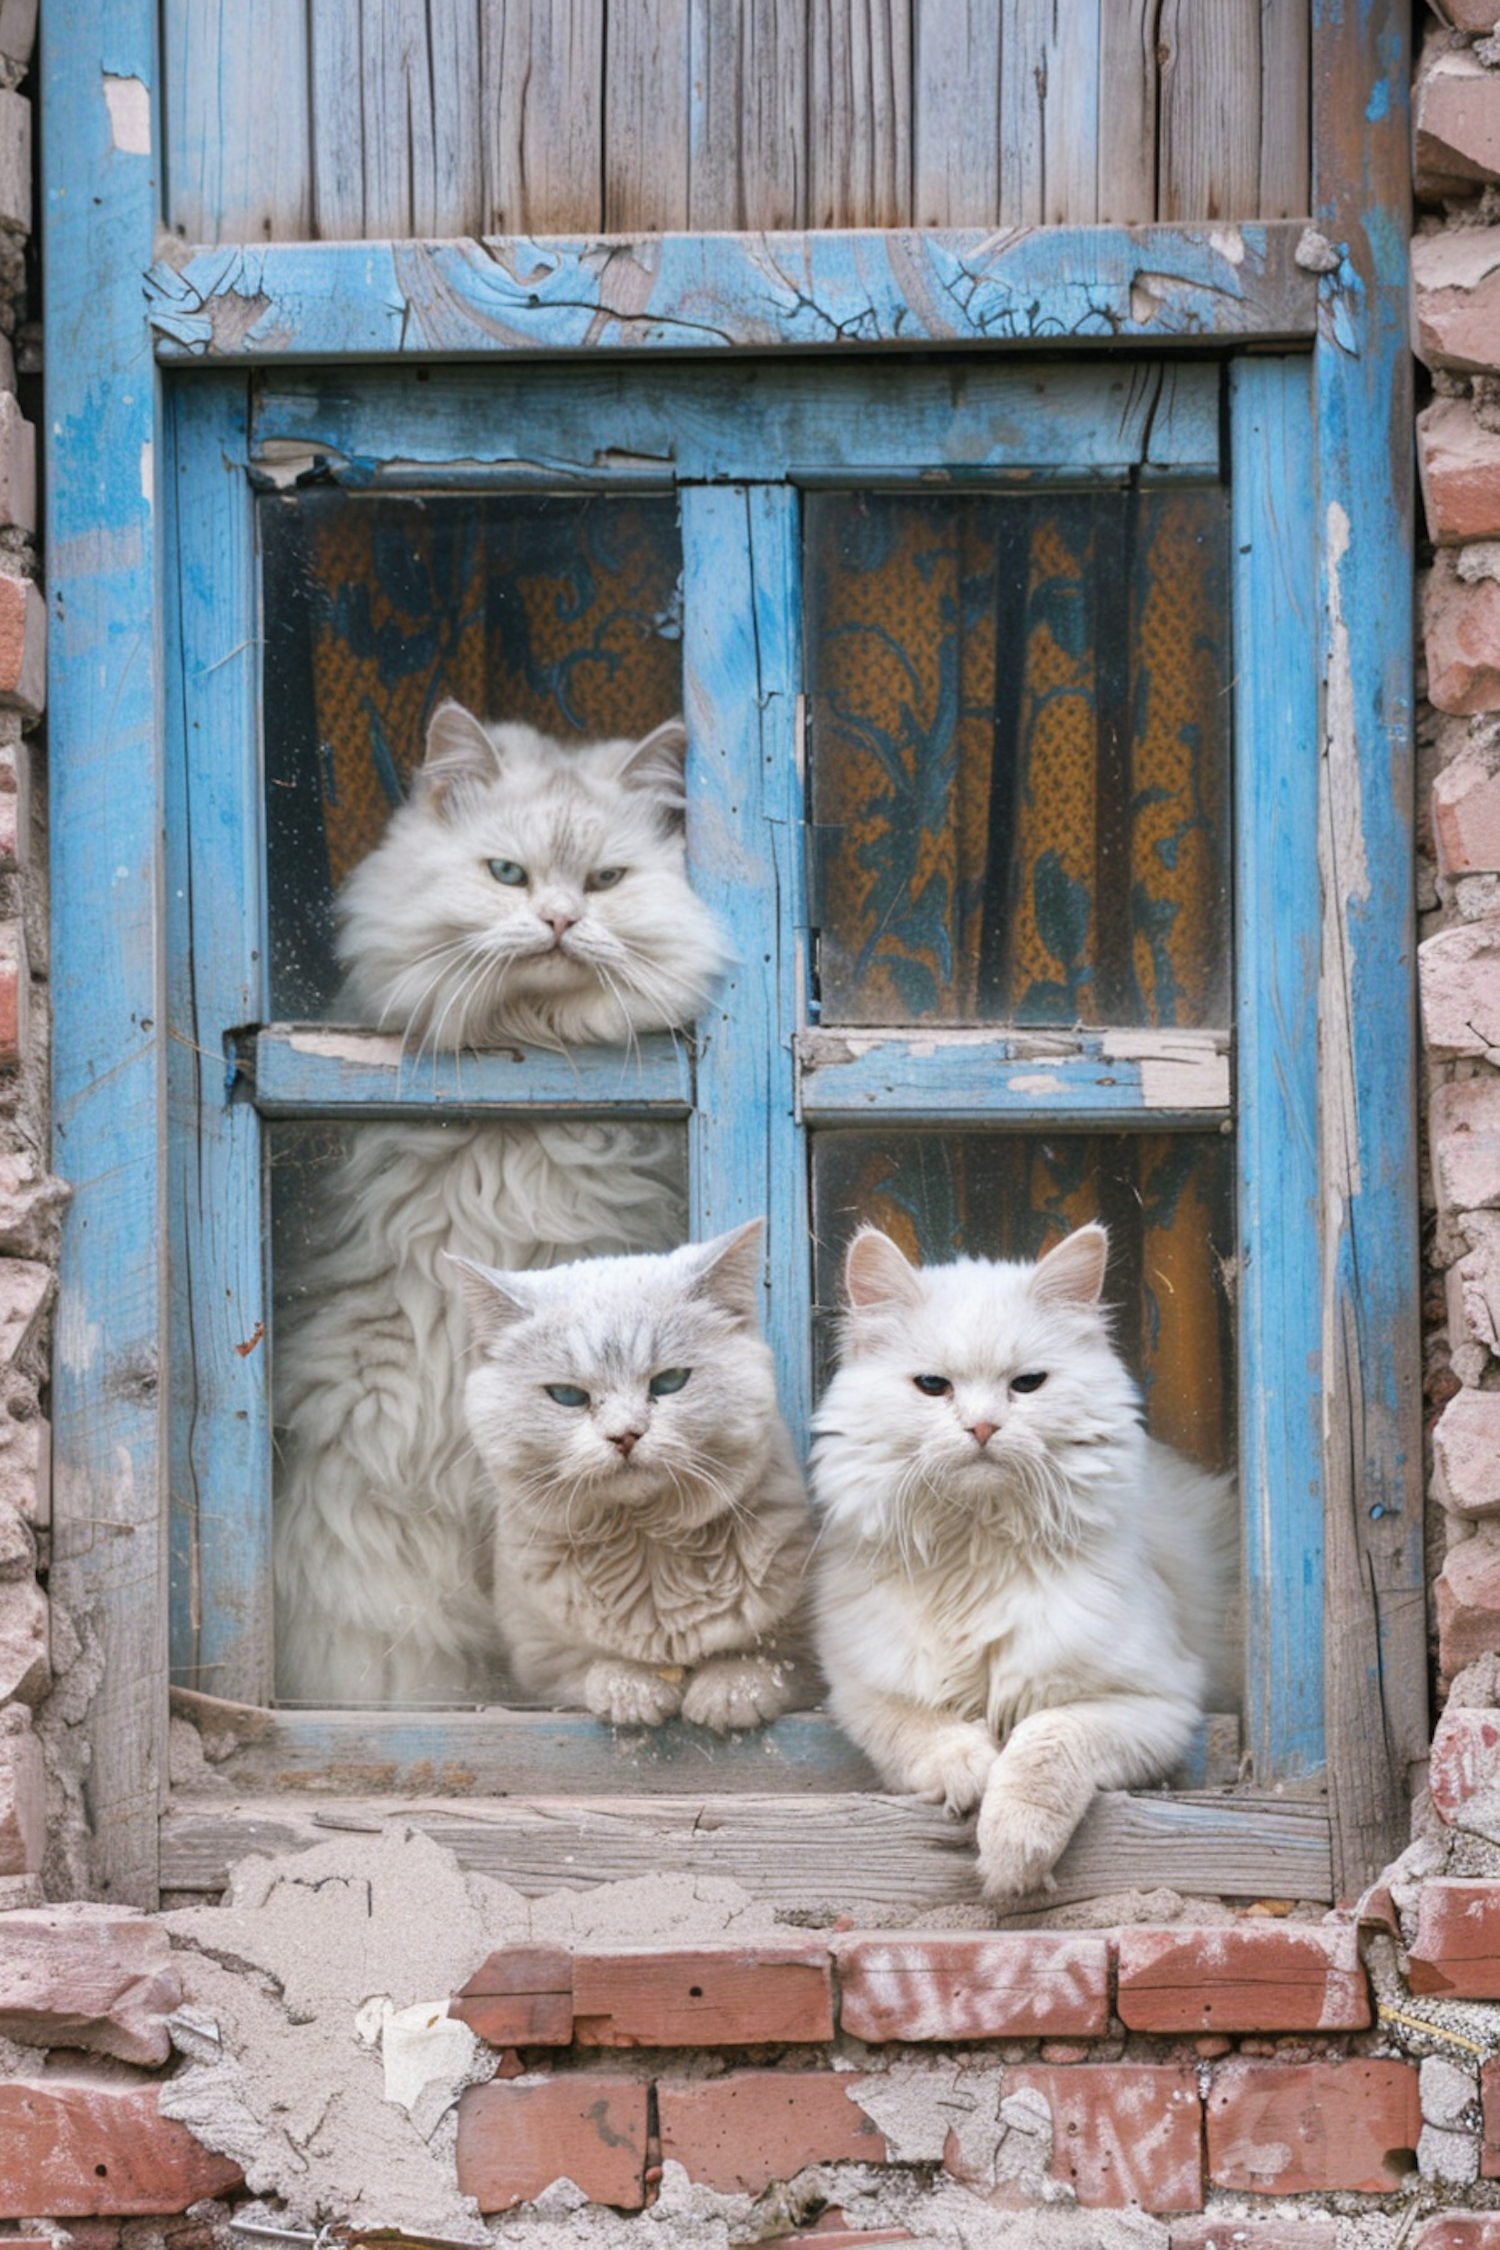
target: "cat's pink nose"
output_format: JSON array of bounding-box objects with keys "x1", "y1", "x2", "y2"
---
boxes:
[
  {"x1": 544, "y1": 912, "x2": 575, "y2": 942},
  {"x1": 969, "y1": 1421, "x2": 997, "y2": 1448},
  {"x1": 608, "y1": 1428, "x2": 641, "y2": 1457}
]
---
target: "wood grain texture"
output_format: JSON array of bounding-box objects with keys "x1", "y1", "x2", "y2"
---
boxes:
[
  {"x1": 1230, "y1": 356, "x2": 1322, "y2": 1783},
  {"x1": 163, "y1": 0, "x2": 310, "y2": 241},
  {"x1": 681, "y1": 486, "x2": 811, "y2": 1442},
  {"x1": 688, "y1": 0, "x2": 806, "y2": 229},
  {"x1": 606, "y1": 0, "x2": 691, "y2": 231},
  {"x1": 166, "y1": 379, "x2": 272, "y2": 1706},
  {"x1": 308, "y1": 0, "x2": 365, "y2": 236},
  {"x1": 1097, "y1": 0, "x2": 1158, "y2": 224},
  {"x1": 482, "y1": 0, "x2": 604, "y2": 233},
  {"x1": 1312, "y1": 0, "x2": 1424, "y2": 1896},
  {"x1": 1000, "y1": 0, "x2": 1100, "y2": 226},
  {"x1": 248, "y1": 1027, "x2": 693, "y2": 1118},
  {"x1": 44, "y1": 0, "x2": 169, "y2": 1906},
  {"x1": 1260, "y1": 0, "x2": 1311, "y2": 219},
  {"x1": 360, "y1": 0, "x2": 483, "y2": 237},
  {"x1": 1160, "y1": 0, "x2": 1262, "y2": 224},
  {"x1": 249, "y1": 359, "x2": 1222, "y2": 487},
  {"x1": 797, "y1": 1029, "x2": 1230, "y2": 1123},
  {"x1": 912, "y1": 0, "x2": 999, "y2": 227},
  {"x1": 147, "y1": 226, "x2": 1319, "y2": 362},
  {"x1": 808, "y1": 0, "x2": 912, "y2": 231},
  {"x1": 158, "y1": 1788, "x2": 1335, "y2": 1908}
]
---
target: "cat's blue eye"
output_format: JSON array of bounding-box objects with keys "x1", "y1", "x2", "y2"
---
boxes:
[
  {"x1": 544, "y1": 1383, "x2": 590, "y2": 1408},
  {"x1": 648, "y1": 1367, "x2": 691, "y2": 1397},
  {"x1": 586, "y1": 867, "x2": 626, "y2": 892},
  {"x1": 1010, "y1": 1371, "x2": 1048, "y2": 1394},
  {"x1": 912, "y1": 1375, "x2": 952, "y2": 1397},
  {"x1": 487, "y1": 859, "x2": 528, "y2": 886}
]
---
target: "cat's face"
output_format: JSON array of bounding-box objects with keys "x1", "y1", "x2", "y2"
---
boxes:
[
  {"x1": 336, "y1": 703, "x2": 729, "y2": 1049},
  {"x1": 455, "y1": 1222, "x2": 780, "y2": 1522},
  {"x1": 816, "y1": 1225, "x2": 1141, "y2": 1517}
]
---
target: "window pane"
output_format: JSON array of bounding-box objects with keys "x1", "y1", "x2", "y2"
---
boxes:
[
  {"x1": 806, "y1": 487, "x2": 1231, "y2": 1029},
  {"x1": 261, "y1": 489, "x2": 684, "y2": 1018},
  {"x1": 810, "y1": 1127, "x2": 1235, "y2": 1474}
]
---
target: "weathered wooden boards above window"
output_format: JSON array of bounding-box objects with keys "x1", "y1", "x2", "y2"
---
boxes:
[{"x1": 161, "y1": 0, "x2": 1311, "y2": 246}]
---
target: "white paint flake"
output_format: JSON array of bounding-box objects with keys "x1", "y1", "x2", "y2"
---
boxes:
[{"x1": 102, "y1": 74, "x2": 151, "y2": 156}]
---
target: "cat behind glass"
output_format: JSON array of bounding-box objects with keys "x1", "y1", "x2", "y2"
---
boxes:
[
  {"x1": 454, "y1": 1221, "x2": 813, "y2": 1730},
  {"x1": 810, "y1": 1223, "x2": 1236, "y2": 1900},
  {"x1": 272, "y1": 703, "x2": 729, "y2": 1707}
]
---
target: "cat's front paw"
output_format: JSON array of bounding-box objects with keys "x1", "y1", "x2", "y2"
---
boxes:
[
  {"x1": 905, "y1": 1722, "x2": 999, "y2": 1816},
  {"x1": 682, "y1": 1651, "x2": 794, "y2": 1734},
  {"x1": 583, "y1": 1658, "x2": 684, "y2": 1729},
  {"x1": 974, "y1": 1775, "x2": 1079, "y2": 1900}
]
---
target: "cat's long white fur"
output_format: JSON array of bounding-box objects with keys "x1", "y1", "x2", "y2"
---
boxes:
[
  {"x1": 810, "y1": 1224, "x2": 1236, "y2": 1899},
  {"x1": 456, "y1": 1222, "x2": 813, "y2": 1733},
  {"x1": 273, "y1": 705, "x2": 729, "y2": 1705}
]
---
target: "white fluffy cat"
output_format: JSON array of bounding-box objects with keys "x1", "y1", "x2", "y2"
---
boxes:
[
  {"x1": 810, "y1": 1223, "x2": 1235, "y2": 1899},
  {"x1": 454, "y1": 1221, "x2": 812, "y2": 1731},
  {"x1": 273, "y1": 702, "x2": 729, "y2": 1706}
]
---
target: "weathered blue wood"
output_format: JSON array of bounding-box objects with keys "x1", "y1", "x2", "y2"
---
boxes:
[
  {"x1": 1312, "y1": 0, "x2": 1424, "y2": 1896},
  {"x1": 146, "y1": 224, "x2": 1318, "y2": 362},
  {"x1": 1230, "y1": 357, "x2": 1323, "y2": 1785},
  {"x1": 166, "y1": 377, "x2": 272, "y2": 1707},
  {"x1": 175, "y1": 1703, "x2": 880, "y2": 1795},
  {"x1": 681, "y1": 486, "x2": 811, "y2": 1445},
  {"x1": 797, "y1": 1032, "x2": 1229, "y2": 1125},
  {"x1": 43, "y1": 0, "x2": 168, "y2": 1906},
  {"x1": 250, "y1": 1027, "x2": 693, "y2": 1117},
  {"x1": 251, "y1": 359, "x2": 1222, "y2": 486}
]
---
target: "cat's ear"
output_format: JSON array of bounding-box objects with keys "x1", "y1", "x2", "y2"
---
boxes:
[
  {"x1": 617, "y1": 718, "x2": 689, "y2": 815},
  {"x1": 417, "y1": 701, "x2": 500, "y2": 813},
  {"x1": 844, "y1": 1228, "x2": 924, "y2": 1313},
  {"x1": 443, "y1": 1250, "x2": 533, "y2": 1342},
  {"x1": 1032, "y1": 1223, "x2": 1109, "y2": 1309},
  {"x1": 682, "y1": 1218, "x2": 764, "y2": 1322}
]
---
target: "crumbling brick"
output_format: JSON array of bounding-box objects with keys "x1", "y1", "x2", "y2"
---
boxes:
[
  {"x1": 0, "y1": 573, "x2": 42, "y2": 721},
  {"x1": 949, "y1": 2064, "x2": 1203, "y2": 2214},
  {"x1": 1436, "y1": 746, "x2": 1500, "y2": 875},
  {"x1": 1425, "y1": 553, "x2": 1500, "y2": 715},
  {"x1": 0, "y1": 1568, "x2": 46, "y2": 1702},
  {"x1": 1438, "y1": 1530, "x2": 1500, "y2": 1679},
  {"x1": 657, "y1": 2070, "x2": 885, "y2": 2193},
  {"x1": 571, "y1": 1943, "x2": 833, "y2": 2047},
  {"x1": 1435, "y1": 1386, "x2": 1500, "y2": 1516},
  {"x1": 0, "y1": 1904, "x2": 182, "y2": 2065},
  {"x1": 1411, "y1": 1878, "x2": 1500, "y2": 1996},
  {"x1": 0, "y1": 2079, "x2": 242, "y2": 2217},
  {"x1": 455, "y1": 2076, "x2": 648, "y2": 2212},
  {"x1": 451, "y1": 1944, "x2": 573, "y2": 2047},
  {"x1": 1414, "y1": 227, "x2": 1500, "y2": 374},
  {"x1": 0, "y1": 1703, "x2": 42, "y2": 1873},
  {"x1": 1417, "y1": 47, "x2": 1500, "y2": 192},
  {"x1": 1205, "y1": 2058, "x2": 1420, "y2": 2193},
  {"x1": 1115, "y1": 1923, "x2": 1370, "y2": 2033},
  {"x1": 1421, "y1": 917, "x2": 1500, "y2": 1059},
  {"x1": 1419, "y1": 397, "x2": 1500, "y2": 546},
  {"x1": 835, "y1": 1932, "x2": 1110, "y2": 2042}
]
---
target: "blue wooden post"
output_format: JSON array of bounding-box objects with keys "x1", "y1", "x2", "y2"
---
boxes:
[
  {"x1": 1231, "y1": 356, "x2": 1323, "y2": 1783},
  {"x1": 42, "y1": 0, "x2": 167, "y2": 1904},
  {"x1": 1313, "y1": 0, "x2": 1424, "y2": 1893}
]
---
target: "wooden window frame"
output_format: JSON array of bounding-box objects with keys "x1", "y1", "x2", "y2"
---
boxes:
[{"x1": 43, "y1": 0, "x2": 1419, "y2": 1911}]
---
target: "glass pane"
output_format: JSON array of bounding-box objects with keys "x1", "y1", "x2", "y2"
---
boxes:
[
  {"x1": 261, "y1": 489, "x2": 684, "y2": 1018},
  {"x1": 810, "y1": 1127, "x2": 1234, "y2": 1474},
  {"x1": 806, "y1": 486, "x2": 1231, "y2": 1029},
  {"x1": 269, "y1": 1116, "x2": 690, "y2": 1707}
]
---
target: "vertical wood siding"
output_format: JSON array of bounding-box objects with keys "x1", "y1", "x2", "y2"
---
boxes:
[{"x1": 161, "y1": 0, "x2": 1311, "y2": 243}]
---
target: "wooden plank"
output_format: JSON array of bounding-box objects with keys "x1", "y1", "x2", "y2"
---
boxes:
[
  {"x1": 248, "y1": 1027, "x2": 694, "y2": 1118},
  {"x1": 166, "y1": 380, "x2": 272, "y2": 1706},
  {"x1": 1311, "y1": 0, "x2": 1424, "y2": 1897},
  {"x1": 359, "y1": 0, "x2": 483, "y2": 238},
  {"x1": 170, "y1": 1695, "x2": 878, "y2": 1795},
  {"x1": 605, "y1": 0, "x2": 691, "y2": 232},
  {"x1": 681, "y1": 486, "x2": 811, "y2": 1443},
  {"x1": 308, "y1": 0, "x2": 366, "y2": 237},
  {"x1": 808, "y1": 0, "x2": 912, "y2": 230},
  {"x1": 1159, "y1": 0, "x2": 1261, "y2": 224},
  {"x1": 249, "y1": 359, "x2": 1223, "y2": 489},
  {"x1": 481, "y1": 0, "x2": 604, "y2": 233},
  {"x1": 912, "y1": 0, "x2": 999, "y2": 227},
  {"x1": 1000, "y1": 0, "x2": 1101, "y2": 226},
  {"x1": 1096, "y1": 0, "x2": 1158, "y2": 224},
  {"x1": 162, "y1": 0, "x2": 310, "y2": 243},
  {"x1": 797, "y1": 1029, "x2": 1230, "y2": 1124},
  {"x1": 147, "y1": 225, "x2": 1320, "y2": 362},
  {"x1": 688, "y1": 0, "x2": 806, "y2": 229},
  {"x1": 1260, "y1": 0, "x2": 1311, "y2": 221},
  {"x1": 43, "y1": 0, "x2": 168, "y2": 1907},
  {"x1": 1231, "y1": 357, "x2": 1322, "y2": 1783},
  {"x1": 159, "y1": 1789, "x2": 1335, "y2": 1908}
]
